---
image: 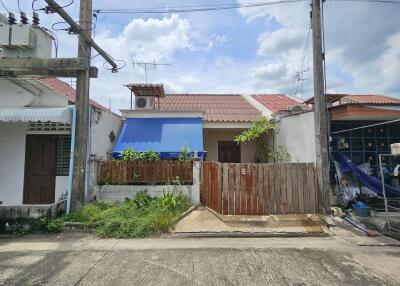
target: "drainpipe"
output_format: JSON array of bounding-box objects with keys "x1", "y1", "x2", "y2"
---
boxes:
[
  {"x1": 66, "y1": 105, "x2": 76, "y2": 214},
  {"x1": 84, "y1": 107, "x2": 92, "y2": 202}
]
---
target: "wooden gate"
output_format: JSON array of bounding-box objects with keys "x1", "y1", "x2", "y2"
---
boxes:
[{"x1": 201, "y1": 162, "x2": 319, "y2": 215}]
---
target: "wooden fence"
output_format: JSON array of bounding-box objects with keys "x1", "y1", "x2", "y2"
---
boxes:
[
  {"x1": 201, "y1": 162, "x2": 319, "y2": 215},
  {"x1": 97, "y1": 160, "x2": 193, "y2": 185}
]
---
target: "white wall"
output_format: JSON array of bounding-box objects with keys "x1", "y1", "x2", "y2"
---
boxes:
[
  {"x1": 0, "y1": 123, "x2": 27, "y2": 205},
  {"x1": 276, "y1": 111, "x2": 316, "y2": 163},
  {"x1": 55, "y1": 176, "x2": 68, "y2": 203},
  {"x1": 0, "y1": 79, "x2": 67, "y2": 108},
  {"x1": 90, "y1": 108, "x2": 122, "y2": 160}
]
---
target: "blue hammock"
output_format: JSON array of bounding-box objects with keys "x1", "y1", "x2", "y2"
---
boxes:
[{"x1": 339, "y1": 153, "x2": 400, "y2": 197}]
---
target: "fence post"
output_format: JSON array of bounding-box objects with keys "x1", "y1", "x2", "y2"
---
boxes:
[{"x1": 191, "y1": 161, "x2": 201, "y2": 204}]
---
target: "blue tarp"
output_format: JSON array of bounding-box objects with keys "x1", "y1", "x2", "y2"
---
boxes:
[
  {"x1": 112, "y1": 117, "x2": 205, "y2": 160},
  {"x1": 339, "y1": 153, "x2": 400, "y2": 197}
]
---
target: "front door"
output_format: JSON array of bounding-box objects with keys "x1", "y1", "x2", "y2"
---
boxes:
[
  {"x1": 218, "y1": 141, "x2": 241, "y2": 163},
  {"x1": 23, "y1": 135, "x2": 57, "y2": 204}
]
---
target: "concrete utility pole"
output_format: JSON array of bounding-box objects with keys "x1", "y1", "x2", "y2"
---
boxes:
[
  {"x1": 311, "y1": 0, "x2": 330, "y2": 214},
  {"x1": 71, "y1": 0, "x2": 92, "y2": 212}
]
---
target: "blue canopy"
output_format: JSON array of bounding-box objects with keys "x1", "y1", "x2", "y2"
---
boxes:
[
  {"x1": 112, "y1": 117, "x2": 205, "y2": 160},
  {"x1": 339, "y1": 153, "x2": 400, "y2": 197}
]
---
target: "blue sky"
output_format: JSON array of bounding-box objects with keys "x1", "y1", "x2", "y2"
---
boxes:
[{"x1": 2, "y1": 0, "x2": 400, "y2": 112}]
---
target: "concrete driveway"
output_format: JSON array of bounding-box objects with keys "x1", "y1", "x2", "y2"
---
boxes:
[{"x1": 0, "y1": 228, "x2": 399, "y2": 286}]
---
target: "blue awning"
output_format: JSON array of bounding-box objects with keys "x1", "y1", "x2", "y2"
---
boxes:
[{"x1": 112, "y1": 117, "x2": 205, "y2": 159}]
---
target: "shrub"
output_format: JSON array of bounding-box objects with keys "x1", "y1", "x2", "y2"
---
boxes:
[
  {"x1": 121, "y1": 148, "x2": 161, "y2": 162},
  {"x1": 53, "y1": 191, "x2": 191, "y2": 238}
]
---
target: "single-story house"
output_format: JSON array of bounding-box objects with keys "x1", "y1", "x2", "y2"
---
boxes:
[
  {"x1": 113, "y1": 84, "x2": 301, "y2": 163},
  {"x1": 266, "y1": 94, "x2": 400, "y2": 176},
  {"x1": 0, "y1": 77, "x2": 121, "y2": 207}
]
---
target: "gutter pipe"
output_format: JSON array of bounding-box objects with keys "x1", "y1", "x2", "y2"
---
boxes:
[
  {"x1": 84, "y1": 107, "x2": 92, "y2": 202},
  {"x1": 66, "y1": 105, "x2": 76, "y2": 214}
]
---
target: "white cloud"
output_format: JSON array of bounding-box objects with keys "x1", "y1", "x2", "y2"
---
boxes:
[
  {"x1": 258, "y1": 28, "x2": 306, "y2": 57},
  {"x1": 237, "y1": 0, "x2": 400, "y2": 98},
  {"x1": 95, "y1": 14, "x2": 191, "y2": 62}
]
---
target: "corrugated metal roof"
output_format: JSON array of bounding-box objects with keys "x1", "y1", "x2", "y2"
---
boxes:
[{"x1": 0, "y1": 108, "x2": 71, "y2": 123}]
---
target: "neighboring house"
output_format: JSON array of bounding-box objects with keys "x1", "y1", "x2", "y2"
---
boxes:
[
  {"x1": 0, "y1": 77, "x2": 121, "y2": 206},
  {"x1": 113, "y1": 84, "x2": 303, "y2": 163},
  {"x1": 266, "y1": 94, "x2": 400, "y2": 176},
  {"x1": 158, "y1": 93, "x2": 262, "y2": 163}
]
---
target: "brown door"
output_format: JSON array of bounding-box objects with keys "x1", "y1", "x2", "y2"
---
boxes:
[
  {"x1": 218, "y1": 141, "x2": 241, "y2": 163},
  {"x1": 23, "y1": 135, "x2": 57, "y2": 204}
]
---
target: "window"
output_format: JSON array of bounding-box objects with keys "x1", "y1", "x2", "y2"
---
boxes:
[{"x1": 57, "y1": 135, "x2": 71, "y2": 176}]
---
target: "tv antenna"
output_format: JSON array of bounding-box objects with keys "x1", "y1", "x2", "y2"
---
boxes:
[{"x1": 133, "y1": 60, "x2": 171, "y2": 83}]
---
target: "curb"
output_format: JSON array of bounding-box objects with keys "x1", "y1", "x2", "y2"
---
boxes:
[{"x1": 170, "y1": 231, "x2": 330, "y2": 238}]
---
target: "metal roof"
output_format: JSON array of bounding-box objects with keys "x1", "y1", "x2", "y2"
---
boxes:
[{"x1": 0, "y1": 108, "x2": 71, "y2": 123}]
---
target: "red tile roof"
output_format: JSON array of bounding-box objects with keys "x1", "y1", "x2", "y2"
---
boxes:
[
  {"x1": 159, "y1": 94, "x2": 261, "y2": 122},
  {"x1": 305, "y1": 94, "x2": 400, "y2": 105},
  {"x1": 252, "y1": 94, "x2": 300, "y2": 112},
  {"x1": 36, "y1": 77, "x2": 114, "y2": 113},
  {"x1": 343, "y1": 95, "x2": 400, "y2": 104}
]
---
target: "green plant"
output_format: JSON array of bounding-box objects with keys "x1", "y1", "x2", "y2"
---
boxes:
[
  {"x1": 10, "y1": 222, "x2": 28, "y2": 237},
  {"x1": 234, "y1": 117, "x2": 277, "y2": 143},
  {"x1": 63, "y1": 195, "x2": 189, "y2": 238},
  {"x1": 259, "y1": 144, "x2": 290, "y2": 163},
  {"x1": 121, "y1": 147, "x2": 142, "y2": 161},
  {"x1": 126, "y1": 191, "x2": 155, "y2": 212},
  {"x1": 142, "y1": 150, "x2": 161, "y2": 161},
  {"x1": 178, "y1": 144, "x2": 191, "y2": 161},
  {"x1": 234, "y1": 117, "x2": 290, "y2": 163},
  {"x1": 121, "y1": 148, "x2": 161, "y2": 162}
]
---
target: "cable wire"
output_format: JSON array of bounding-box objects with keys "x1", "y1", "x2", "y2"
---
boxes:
[
  {"x1": 17, "y1": 0, "x2": 22, "y2": 13},
  {"x1": 0, "y1": 0, "x2": 10, "y2": 13},
  {"x1": 331, "y1": 118, "x2": 400, "y2": 134},
  {"x1": 330, "y1": 0, "x2": 400, "y2": 3},
  {"x1": 289, "y1": 26, "x2": 311, "y2": 99},
  {"x1": 94, "y1": 0, "x2": 307, "y2": 14}
]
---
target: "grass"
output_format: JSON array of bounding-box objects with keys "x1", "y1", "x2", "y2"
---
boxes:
[{"x1": 44, "y1": 191, "x2": 191, "y2": 238}]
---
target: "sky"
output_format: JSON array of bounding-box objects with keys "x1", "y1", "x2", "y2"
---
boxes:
[{"x1": 2, "y1": 0, "x2": 400, "y2": 112}]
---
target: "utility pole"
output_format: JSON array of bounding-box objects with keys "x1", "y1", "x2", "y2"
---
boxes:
[
  {"x1": 311, "y1": 0, "x2": 330, "y2": 214},
  {"x1": 71, "y1": 0, "x2": 92, "y2": 212}
]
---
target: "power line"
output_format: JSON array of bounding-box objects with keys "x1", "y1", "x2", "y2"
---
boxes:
[
  {"x1": 93, "y1": 0, "x2": 307, "y2": 14},
  {"x1": 17, "y1": 0, "x2": 22, "y2": 13},
  {"x1": 0, "y1": 0, "x2": 10, "y2": 13},
  {"x1": 290, "y1": 26, "x2": 311, "y2": 99},
  {"x1": 331, "y1": 118, "x2": 400, "y2": 135},
  {"x1": 330, "y1": 0, "x2": 400, "y2": 3}
]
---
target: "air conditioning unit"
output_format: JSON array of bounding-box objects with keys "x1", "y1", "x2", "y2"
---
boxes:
[
  {"x1": 288, "y1": 104, "x2": 311, "y2": 112},
  {"x1": 135, "y1": 96, "x2": 155, "y2": 109}
]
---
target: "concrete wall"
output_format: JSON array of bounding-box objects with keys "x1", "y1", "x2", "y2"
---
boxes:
[
  {"x1": 97, "y1": 161, "x2": 201, "y2": 204},
  {"x1": 0, "y1": 123, "x2": 27, "y2": 205},
  {"x1": 90, "y1": 108, "x2": 122, "y2": 160},
  {"x1": 275, "y1": 111, "x2": 316, "y2": 163},
  {"x1": 203, "y1": 129, "x2": 258, "y2": 163}
]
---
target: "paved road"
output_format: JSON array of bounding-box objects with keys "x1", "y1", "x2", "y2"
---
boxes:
[{"x1": 0, "y1": 229, "x2": 399, "y2": 286}]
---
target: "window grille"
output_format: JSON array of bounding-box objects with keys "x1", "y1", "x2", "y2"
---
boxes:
[{"x1": 57, "y1": 135, "x2": 71, "y2": 176}]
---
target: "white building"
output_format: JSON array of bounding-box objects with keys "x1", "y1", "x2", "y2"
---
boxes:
[{"x1": 0, "y1": 77, "x2": 121, "y2": 207}]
